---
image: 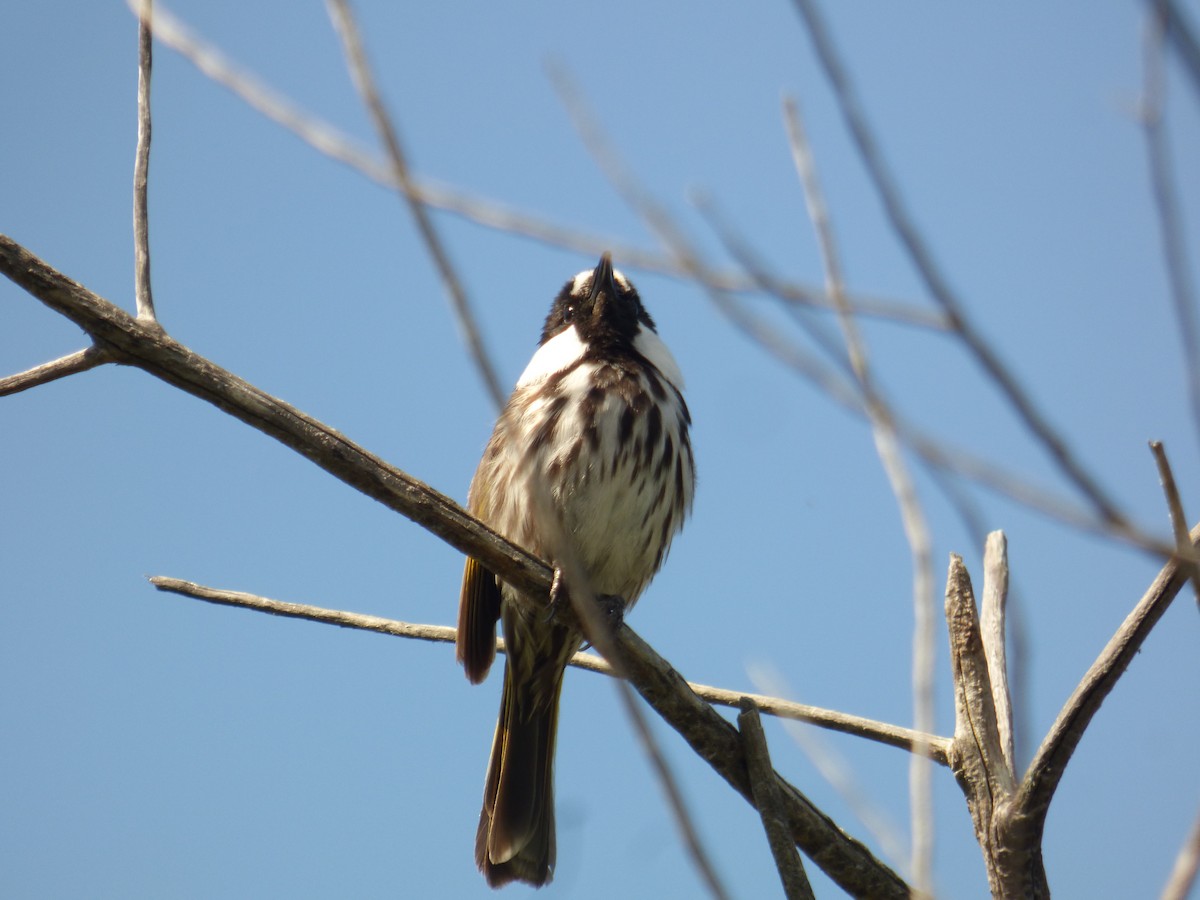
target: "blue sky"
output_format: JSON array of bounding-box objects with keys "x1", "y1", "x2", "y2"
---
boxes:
[{"x1": 2, "y1": 2, "x2": 1198, "y2": 898}]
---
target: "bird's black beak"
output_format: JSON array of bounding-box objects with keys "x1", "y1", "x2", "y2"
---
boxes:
[{"x1": 588, "y1": 253, "x2": 617, "y2": 312}]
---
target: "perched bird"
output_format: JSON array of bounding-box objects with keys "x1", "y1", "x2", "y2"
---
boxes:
[{"x1": 457, "y1": 254, "x2": 695, "y2": 888}]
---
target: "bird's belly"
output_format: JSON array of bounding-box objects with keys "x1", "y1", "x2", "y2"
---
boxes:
[{"x1": 559, "y1": 466, "x2": 674, "y2": 602}]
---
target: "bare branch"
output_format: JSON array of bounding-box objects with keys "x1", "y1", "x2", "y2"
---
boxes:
[
  {"x1": 0, "y1": 232, "x2": 548, "y2": 600},
  {"x1": 615, "y1": 627, "x2": 912, "y2": 898},
  {"x1": 0, "y1": 346, "x2": 112, "y2": 396},
  {"x1": 147, "y1": 574, "x2": 909, "y2": 894},
  {"x1": 783, "y1": 93, "x2": 937, "y2": 894},
  {"x1": 621, "y1": 684, "x2": 731, "y2": 900},
  {"x1": 902, "y1": 426, "x2": 1175, "y2": 558},
  {"x1": 945, "y1": 556, "x2": 1018, "y2": 798},
  {"x1": 980, "y1": 531, "x2": 1016, "y2": 778},
  {"x1": 944, "y1": 556, "x2": 1042, "y2": 897},
  {"x1": 738, "y1": 702, "x2": 816, "y2": 900},
  {"x1": 150, "y1": 575, "x2": 949, "y2": 761},
  {"x1": 693, "y1": 190, "x2": 946, "y2": 335},
  {"x1": 325, "y1": 0, "x2": 504, "y2": 409},
  {"x1": 790, "y1": 0, "x2": 1130, "y2": 532},
  {"x1": 125, "y1": 2, "x2": 931, "y2": 334},
  {"x1": 707, "y1": 686, "x2": 950, "y2": 765},
  {"x1": 1161, "y1": 801, "x2": 1200, "y2": 900},
  {"x1": 151, "y1": 576, "x2": 467, "y2": 646},
  {"x1": 552, "y1": 60, "x2": 1178, "y2": 562},
  {"x1": 692, "y1": 191, "x2": 857, "y2": 378},
  {"x1": 133, "y1": 0, "x2": 157, "y2": 323},
  {"x1": 1142, "y1": 6, "x2": 1200, "y2": 446},
  {"x1": 1, "y1": 234, "x2": 908, "y2": 897},
  {"x1": 548, "y1": 62, "x2": 879, "y2": 427},
  {"x1": 751, "y1": 666, "x2": 913, "y2": 870},
  {"x1": 1150, "y1": 441, "x2": 1199, "y2": 607},
  {"x1": 1151, "y1": 0, "x2": 1200, "y2": 102},
  {"x1": 1016, "y1": 522, "x2": 1200, "y2": 832}
]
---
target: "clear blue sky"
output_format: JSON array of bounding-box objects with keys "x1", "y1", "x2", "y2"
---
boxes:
[{"x1": 2, "y1": 2, "x2": 1198, "y2": 898}]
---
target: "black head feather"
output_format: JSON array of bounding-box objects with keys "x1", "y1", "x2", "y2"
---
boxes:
[{"x1": 540, "y1": 254, "x2": 656, "y2": 353}]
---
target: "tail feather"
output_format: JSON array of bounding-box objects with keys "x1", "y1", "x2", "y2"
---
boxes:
[{"x1": 475, "y1": 658, "x2": 564, "y2": 888}]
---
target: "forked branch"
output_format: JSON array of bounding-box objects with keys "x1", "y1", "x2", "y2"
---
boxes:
[{"x1": 943, "y1": 524, "x2": 1199, "y2": 898}]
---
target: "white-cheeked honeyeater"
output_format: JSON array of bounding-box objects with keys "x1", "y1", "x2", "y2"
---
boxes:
[{"x1": 456, "y1": 254, "x2": 695, "y2": 888}]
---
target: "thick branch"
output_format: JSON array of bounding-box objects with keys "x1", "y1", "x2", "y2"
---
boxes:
[
  {"x1": 945, "y1": 557, "x2": 1017, "y2": 800},
  {"x1": 0, "y1": 232, "x2": 547, "y2": 600},
  {"x1": 615, "y1": 627, "x2": 911, "y2": 898},
  {"x1": 944, "y1": 555, "x2": 1033, "y2": 897},
  {"x1": 3, "y1": 234, "x2": 909, "y2": 898}
]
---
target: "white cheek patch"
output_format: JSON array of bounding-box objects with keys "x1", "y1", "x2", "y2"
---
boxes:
[
  {"x1": 516, "y1": 325, "x2": 585, "y2": 388},
  {"x1": 569, "y1": 271, "x2": 592, "y2": 295},
  {"x1": 633, "y1": 328, "x2": 686, "y2": 391}
]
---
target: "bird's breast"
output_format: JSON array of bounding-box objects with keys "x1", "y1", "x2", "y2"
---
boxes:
[{"x1": 472, "y1": 357, "x2": 694, "y2": 605}]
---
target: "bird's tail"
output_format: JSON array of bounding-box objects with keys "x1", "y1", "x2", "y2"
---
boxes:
[{"x1": 475, "y1": 654, "x2": 565, "y2": 888}]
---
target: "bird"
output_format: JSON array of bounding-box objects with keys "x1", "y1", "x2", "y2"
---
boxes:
[{"x1": 456, "y1": 253, "x2": 695, "y2": 888}]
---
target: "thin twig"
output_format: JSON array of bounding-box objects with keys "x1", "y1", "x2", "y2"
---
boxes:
[
  {"x1": 738, "y1": 702, "x2": 816, "y2": 900},
  {"x1": 548, "y1": 61, "x2": 875, "y2": 422},
  {"x1": 1152, "y1": 0, "x2": 1200, "y2": 102},
  {"x1": 325, "y1": 0, "x2": 505, "y2": 409},
  {"x1": 1142, "y1": 4, "x2": 1200, "y2": 448},
  {"x1": 790, "y1": 0, "x2": 1130, "y2": 532},
  {"x1": 902, "y1": 425, "x2": 1175, "y2": 558},
  {"x1": 621, "y1": 683, "x2": 731, "y2": 900},
  {"x1": 123, "y1": 2, "x2": 932, "y2": 332},
  {"x1": 1149, "y1": 441, "x2": 1199, "y2": 607},
  {"x1": 615, "y1": 626, "x2": 913, "y2": 898},
  {"x1": 980, "y1": 531, "x2": 1015, "y2": 777},
  {"x1": 692, "y1": 190, "x2": 857, "y2": 379},
  {"x1": 694, "y1": 148, "x2": 1173, "y2": 568},
  {"x1": 751, "y1": 665, "x2": 912, "y2": 870},
  {"x1": 923, "y1": 469, "x2": 1032, "y2": 774},
  {"x1": 703, "y1": 685, "x2": 950, "y2": 764},
  {"x1": 145, "y1": 578, "x2": 910, "y2": 895},
  {"x1": 553, "y1": 61, "x2": 1014, "y2": 575},
  {"x1": 782, "y1": 93, "x2": 937, "y2": 895},
  {"x1": 549, "y1": 61, "x2": 1178, "y2": 562},
  {"x1": 1016, "y1": 521, "x2": 1200, "y2": 833},
  {"x1": 148, "y1": 575, "x2": 949, "y2": 760},
  {"x1": 1161, "y1": 801, "x2": 1200, "y2": 900},
  {"x1": 133, "y1": 0, "x2": 157, "y2": 323},
  {"x1": 0, "y1": 346, "x2": 113, "y2": 396}
]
